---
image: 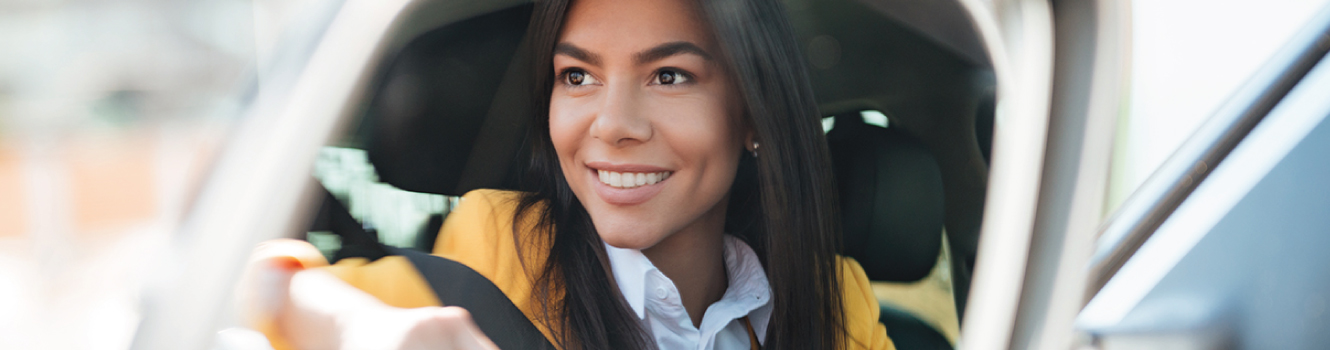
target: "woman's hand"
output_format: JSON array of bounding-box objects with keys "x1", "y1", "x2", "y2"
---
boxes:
[
  {"x1": 242, "y1": 239, "x2": 499, "y2": 350},
  {"x1": 325, "y1": 298, "x2": 501, "y2": 350}
]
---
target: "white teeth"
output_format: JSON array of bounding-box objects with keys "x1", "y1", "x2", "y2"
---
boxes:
[{"x1": 596, "y1": 170, "x2": 673, "y2": 189}]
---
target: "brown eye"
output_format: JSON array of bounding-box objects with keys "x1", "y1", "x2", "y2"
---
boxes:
[
  {"x1": 568, "y1": 71, "x2": 585, "y2": 85},
  {"x1": 653, "y1": 70, "x2": 689, "y2": 85},
  {"x1": 563, "y1": 69, "x2": 598, "y2": 86},
  {"x1": 659, "y1": 71, "x2": 675, "y2": 84}
]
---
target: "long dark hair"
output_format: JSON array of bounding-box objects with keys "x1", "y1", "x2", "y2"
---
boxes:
[{"x1": 514, "y1": 0, "x2": 845, "y2": 348}]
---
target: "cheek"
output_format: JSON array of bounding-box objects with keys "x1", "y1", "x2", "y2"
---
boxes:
[
  {"x1": 548, "y1": 97, "x2": 588, "y2": 163},
  {"x1": 653, "y1": 97, "x2": 742, "y2": 164}
]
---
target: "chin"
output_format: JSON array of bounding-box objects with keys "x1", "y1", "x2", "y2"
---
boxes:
[{"x1": 594, "y1": 218, "x2": 666, "y2": 250}]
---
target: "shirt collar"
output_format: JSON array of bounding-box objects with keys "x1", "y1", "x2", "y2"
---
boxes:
[
  {"x1": 605, "y1": 240, "x2": 654, "y2": 318},
  {"x1": 718, "y1": 235, "x2": 773, "y2": 340},
  {"x1": 603, "y1": 235, "x2": 772, "y2": 337}
]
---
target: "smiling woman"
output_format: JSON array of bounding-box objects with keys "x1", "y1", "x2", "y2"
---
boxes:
[
  {"x1": 517, "y1": 0, "x2": 873, "y2": 348},
  {"x1": 245, "y1": 0, "x2": 894, "y2": 349}
]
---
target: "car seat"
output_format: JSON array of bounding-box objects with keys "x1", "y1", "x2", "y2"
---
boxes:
[{"x1": 826, "y1": 113, "x2": 953, "y2": 350}]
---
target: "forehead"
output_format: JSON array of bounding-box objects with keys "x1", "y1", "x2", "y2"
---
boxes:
[{"x1": 559, "y1": 0, "x2": 715, "y2": 55}]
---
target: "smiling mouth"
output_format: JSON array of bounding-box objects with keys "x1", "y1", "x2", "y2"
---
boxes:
[{"x1": 597, "y1": 169, "x2": 672, "y2": 189}]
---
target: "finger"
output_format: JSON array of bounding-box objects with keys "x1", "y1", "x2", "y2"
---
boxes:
[
  {"x1": 404, "y1": 307, "x2": 500, "y2": 350},
  {"x1": 284, "y1": 269, "x2": 398, "y2": 350},
  {"x1": 239, "y1": 251, "x2": 301, "y2": 331},
  {"x1": 438, "y1": 307, "x2": 499, "y2": 350},
  {"x1": 238, "y1": 239, "x2": 328, "y2": 343}
]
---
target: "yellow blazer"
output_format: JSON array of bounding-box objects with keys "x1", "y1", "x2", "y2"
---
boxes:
[{"x1": 322, "y1": 189, "x2": 895, "y2": 349}]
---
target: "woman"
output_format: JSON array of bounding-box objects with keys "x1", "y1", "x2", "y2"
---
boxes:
[{"x1": 248, "y1": 0, "x2": 893, "y2": 348}]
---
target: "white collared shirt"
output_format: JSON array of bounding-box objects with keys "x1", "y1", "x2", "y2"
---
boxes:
[{"x1": 605, "y1": 234, "x2": 773, "y2": 350}]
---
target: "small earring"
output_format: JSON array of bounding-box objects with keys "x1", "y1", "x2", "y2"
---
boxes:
[{"x1": 750, "y1": 141, "x2": 760, "y2": 158}]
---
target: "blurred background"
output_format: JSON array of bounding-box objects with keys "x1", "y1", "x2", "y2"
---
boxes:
[
  {"x1": 0, "y1": 0, "x2": 298, "y2": 347},
  {"x1": 0, "y1": 0, "x2": 1325, "y2": 348}
]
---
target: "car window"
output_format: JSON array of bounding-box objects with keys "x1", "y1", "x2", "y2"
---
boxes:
[
  {"x1": 310, "y1": 146, "x2": 460, "y2": 257},
  {"x1": 1104, "y1": 0, "x2": 1330, "y2": 217}
]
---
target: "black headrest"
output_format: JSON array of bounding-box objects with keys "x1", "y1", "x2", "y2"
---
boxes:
[
  {"x1": 826, "y1": 113, "x2": 945, "y2": 282},
  {"x1": 363, "y1": 4, "x2": 533, "y2": 196}
]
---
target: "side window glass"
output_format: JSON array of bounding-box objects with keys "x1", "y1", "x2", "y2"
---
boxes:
[
  {"x1": 1105, "y1": 0, "x2": 1330, "y2": 217},
  {"x1": 309, "y1": 147, "x2": 459, "y2": 259}
]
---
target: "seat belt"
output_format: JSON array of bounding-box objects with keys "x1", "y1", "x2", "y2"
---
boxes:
[
  {"x1": 742, "y1": 316, "x2": 761, "y2": 350},
  {"x1": 387, "y1": 246, "x2": 556, "y2": 350}
]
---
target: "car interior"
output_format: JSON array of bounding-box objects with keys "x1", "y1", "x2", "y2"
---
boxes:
[{"x1": 307, "y1": 1, "x2": 996, "y2": 349}]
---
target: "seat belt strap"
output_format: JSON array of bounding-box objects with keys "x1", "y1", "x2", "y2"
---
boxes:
[
  {"x1": 386, "y1": 246, "x2": 556, "y2": 349},
  {"x1": 741, "y1": 316, "x2": 761, "y2": 350}
]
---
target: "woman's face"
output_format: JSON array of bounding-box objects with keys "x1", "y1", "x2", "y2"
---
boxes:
[{"x1": 550, "y1": 0, "x2": 747, "y2": 250}]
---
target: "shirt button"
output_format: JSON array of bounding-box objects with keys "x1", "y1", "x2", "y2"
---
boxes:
[{"x1": 655, "y1": 287, "x2": 668, "y2": 299}]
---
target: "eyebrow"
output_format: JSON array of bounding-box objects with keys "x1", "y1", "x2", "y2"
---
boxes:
[
  {"x1": 553, "y1": 41, "x2": 714, "y2": 67},
  {"x1": 634, "y1": 41, "x2": 713, "y2": 65},
  {"x1": 554, "y1": 43, "x2": 602, "y2": 66}
]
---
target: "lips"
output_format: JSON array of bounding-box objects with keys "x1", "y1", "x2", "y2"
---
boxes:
[{"x1": 586, "y1": 162, "x2": 673, "y2": 205}]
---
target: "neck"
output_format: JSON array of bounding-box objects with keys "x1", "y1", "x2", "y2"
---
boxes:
[{"x1": 641, "y1": 197, "x2": 730, "y2": 328}]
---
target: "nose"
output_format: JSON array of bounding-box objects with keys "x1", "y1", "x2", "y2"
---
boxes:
[{"x1": 590, "y1": 83, "x2": 652, "y2": 147}]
